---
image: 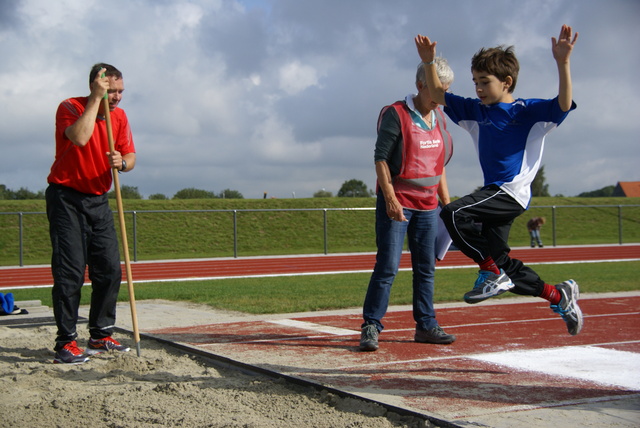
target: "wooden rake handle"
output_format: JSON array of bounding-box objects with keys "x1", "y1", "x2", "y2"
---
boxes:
[{"x1": 102, "y1": 77, "x2": 141, "y2": 356}]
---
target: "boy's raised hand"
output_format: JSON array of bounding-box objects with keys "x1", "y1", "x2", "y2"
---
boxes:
[
  {"x1": 552, "y1": 24, "x2": 578, "y2": 63},
  {"x1": 415, "y1": 35, "x2": 437, "y2": 64}
]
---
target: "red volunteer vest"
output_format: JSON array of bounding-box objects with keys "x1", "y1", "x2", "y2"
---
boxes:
[{"x1": 380, "y1": 102, "x2": 452, "y2": 210}]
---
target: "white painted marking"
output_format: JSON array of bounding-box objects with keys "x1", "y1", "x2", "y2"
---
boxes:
[
  {"x1": 267, "y1": 319, "x2": 358, "y2": 336},
  {"x1": 5, "y1": 257, "x2": 637, "y2": 290},
  {"x1": 469, "y1": 346, "x2": 640, "y2": 390},
  {"x1": 379, "y1": 311, "x2": 640, "y2": 332},
  {"x1": 333, "y1": 340, "x2": 640, "y2": 370}
]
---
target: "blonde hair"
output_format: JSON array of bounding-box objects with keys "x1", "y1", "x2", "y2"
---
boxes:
[{"x1": 416, "y1": 57, "x2": 454, "y2": 86}]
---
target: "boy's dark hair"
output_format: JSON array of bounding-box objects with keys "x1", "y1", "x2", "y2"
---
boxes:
[
  {"x1": 89, "y1": 63, "x2": 122, "y2": 85},
  {"x1": 471, "y1": 45, "x2": 519, "y2": 93}
]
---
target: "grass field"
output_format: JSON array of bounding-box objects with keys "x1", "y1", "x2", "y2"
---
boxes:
[
  {"x1": 1, "y1": 197, "x2": 639, "y2": 266},
  {"x1": 8, "y1": 261, "x2": 639, "y2": 314},
  {"x1": 2, "y1": 196, "x2": 639, "y2": 315}
]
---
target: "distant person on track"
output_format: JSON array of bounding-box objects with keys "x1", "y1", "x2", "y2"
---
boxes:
[
  {"x1": 415, "y1": 25, "x2": 583, "y2": 335},
  {"x1": 46, "y1": 63, "x2": 136, "y2": 364},
  {"x1": 527, "y1": 217, "x2": 546, "y2": 248},
  {"x1": 360, "y1": 57, "x2": 456, "y2": 351}
]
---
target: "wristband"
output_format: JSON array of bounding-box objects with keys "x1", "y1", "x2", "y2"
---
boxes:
[{"x1": 121, "y1": 159, "x2": 127, "y2": 172}]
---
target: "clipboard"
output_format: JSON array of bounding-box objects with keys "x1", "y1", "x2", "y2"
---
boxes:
[{"x1": 435, "y1": 206, "x2": 453, "y2": 261}]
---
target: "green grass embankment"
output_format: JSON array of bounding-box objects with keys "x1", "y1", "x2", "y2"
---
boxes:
[
  {"x1": 3, "y1": 197, "x2": 638, "y2": 313},
  {"x1": 1, "y1": 197, "x2": 638, "y2": 266}
]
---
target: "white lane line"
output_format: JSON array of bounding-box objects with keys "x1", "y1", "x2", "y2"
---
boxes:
[
  {"x1": 267, "y1": 319, "x2": 358, "y2": 336},
  {"x1": 379, "y1": 311, "x2": 640, "y2": 332},
  {"x1": 468, "y1": 345, "x2": 640, "y2": 390},
  {"x1": 333, "y1": 340, "x2": 640, "y2": 370},
  {"x1": 4, "y1": 257, "x2": 637, "y2": 290},
  {"x1": 229, "y1": 312, "x2": 639, "y2": 345},
  {"x1": 453, "y1": 393, "x2": 640, "y2": 418}
]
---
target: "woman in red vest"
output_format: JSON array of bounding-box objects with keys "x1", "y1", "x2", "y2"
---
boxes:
[{"x1": 360, "y1": 57, "x2": 455, "y2": 351}]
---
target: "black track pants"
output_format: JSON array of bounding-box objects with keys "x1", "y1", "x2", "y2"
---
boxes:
[
  {"x1": 440, "y1": 187, "x2": 545, "y2": 296},
  {"x1": 46, "y1": 184, "x2": 122, "y2": 346}
]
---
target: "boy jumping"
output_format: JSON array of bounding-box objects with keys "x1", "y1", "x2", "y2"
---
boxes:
[{"x1": 415, "y1": 25, "x2": 583, "y2": 335}]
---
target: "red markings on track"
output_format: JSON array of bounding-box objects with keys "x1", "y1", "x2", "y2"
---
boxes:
[{"x1": 2, "y1": 244, "x2": 639, "y2": 289}]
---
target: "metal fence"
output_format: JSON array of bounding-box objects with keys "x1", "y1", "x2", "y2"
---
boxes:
[
  {"x1": 124, "y1": 207, "x2": 376, "y2": 260},
  {"x1": 1, "y1": 205, "x2": 639, "y2": 266}
]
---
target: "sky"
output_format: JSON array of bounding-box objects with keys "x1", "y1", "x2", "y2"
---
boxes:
[{"x1": 1, "y1": 0, "x2": 638, "y2": 199}]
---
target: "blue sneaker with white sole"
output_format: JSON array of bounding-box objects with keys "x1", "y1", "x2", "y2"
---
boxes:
[{"x1": 464, "y1": 269, "x2": 515, "y2": 304}]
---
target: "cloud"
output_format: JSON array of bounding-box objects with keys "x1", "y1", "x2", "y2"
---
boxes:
[
  {"x1": 278, "y1": 61, "x2": 320, "y2": 95},
  {"x1": 0, "y1": 0, "x2": 638, "y2": 200}
]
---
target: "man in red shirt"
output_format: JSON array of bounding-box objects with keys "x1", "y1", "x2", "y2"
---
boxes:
[{"x1": 46, "y1": 63, "x2": 136, "y2": 364}]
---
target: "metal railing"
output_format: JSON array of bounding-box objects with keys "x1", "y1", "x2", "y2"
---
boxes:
[
  {"x1": 1, "y1": 205, "x2": 639, "y2": 266},
  {"x1": 125, "y1": 207, "x2": 374, "y2": 260}
]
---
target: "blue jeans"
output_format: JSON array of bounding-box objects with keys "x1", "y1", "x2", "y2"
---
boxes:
[
  {"x1": 529, "y1": 230, "x2": 543, "y2": 247},
  {"x1": 363, "y1": 193, "x2": 438, "y2": 332}
]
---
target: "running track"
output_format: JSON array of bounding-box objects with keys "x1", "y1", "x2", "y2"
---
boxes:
[
  {"x1": 1, "y1": 244, "x2": 639, "y2": 289},
  {"x1": 146, "y1": 294, "x2": 640, "y2": 424}
]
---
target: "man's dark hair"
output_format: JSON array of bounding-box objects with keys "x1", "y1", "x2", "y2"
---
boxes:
[
  {"x1": 471, "y1": 45, "x2": 519, "y2": 93},
  {"x1": 89, "y1": 63, "x2": 122, "y2": 84}
]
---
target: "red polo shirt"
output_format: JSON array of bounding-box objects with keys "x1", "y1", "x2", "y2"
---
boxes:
[{"x1": 48, "y1": 97, "x2": 135, "y2": 195}]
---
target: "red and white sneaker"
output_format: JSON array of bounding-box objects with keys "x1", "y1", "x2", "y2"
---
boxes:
[
  {"x1": 53, "y1": 340, "x2": 89, "y2": 364},
  {"x1": 86, "y1": 336, "x2": 131, "y2": 355}
]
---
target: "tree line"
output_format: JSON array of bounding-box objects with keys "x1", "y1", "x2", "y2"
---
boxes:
[
  {"x1": 0, "y1": 184, "x2": 244, "y2": 201},
  {"x1": 0, "y1": 173, "x2": 619, "y2": 200},
  {"x1": 0, "y1": 180, "x2": 375, "y2": 200}
]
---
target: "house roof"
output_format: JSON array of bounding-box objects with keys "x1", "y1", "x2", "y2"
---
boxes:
[{"x1": 615, "y1": 181, "x2": 640, "y2": 197}]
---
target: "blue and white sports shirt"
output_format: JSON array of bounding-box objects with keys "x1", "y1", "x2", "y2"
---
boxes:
[{"x1": 444, "y1": 92, "x2": 576, "y2": 208}]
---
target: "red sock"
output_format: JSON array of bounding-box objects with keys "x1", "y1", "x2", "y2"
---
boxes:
[
  {"x1": 479, "y1": 257, "x2": 500, "y2": 275},
  {"x1": 539, "y1": 283, "x2": 561, "y2": 304}
]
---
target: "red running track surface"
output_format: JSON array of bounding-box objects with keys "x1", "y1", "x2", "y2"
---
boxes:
[
  {"x1": 147, "y1": 294, "x2": 640, "y2": 420},
  {"x1": 1, "y1": 244, "x2": 639, "y2": 289}
]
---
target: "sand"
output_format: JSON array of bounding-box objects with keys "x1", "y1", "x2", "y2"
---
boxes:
[{"x1": 0, "y1": 321, "x2": 430, "y2": 428}]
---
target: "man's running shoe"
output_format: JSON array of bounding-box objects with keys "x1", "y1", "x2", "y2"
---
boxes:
[
  {"x1": 86, "y1": 336, "x2": 131, "y2": 355},
  {"x1": 464, "y1": 269, "x2": 515, "y2": 304},
  {"x1": 550, "y1": 279, "x2": 583, "y2": 335},
  {"x1": 53, "y1": 340, "x2": 89, "y2": 365},
  {"x1": 414, "y1": 326, "x2": 456, "y2": 344},
  {"x1": 359, "y1": 324, "x2": 379, "y2": 352}
]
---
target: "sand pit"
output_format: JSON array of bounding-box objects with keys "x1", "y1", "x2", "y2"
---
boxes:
[{"x1": 0, "y1": 322, "x2": 429, "y2": 427}]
